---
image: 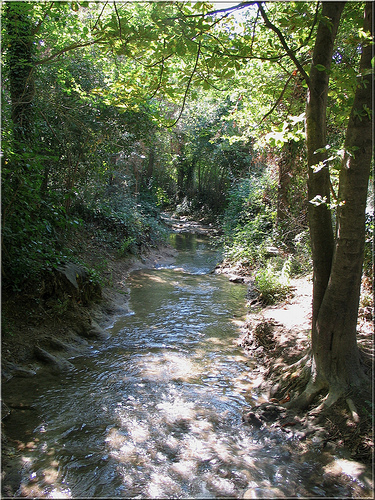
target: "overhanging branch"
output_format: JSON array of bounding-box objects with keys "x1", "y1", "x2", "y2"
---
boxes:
[
  {"x1": 261, "y1": 73, "x2": 294, "y2": 122},
  {"x1": 257, "y1": 2, "x2": 311, "y2": 88}
]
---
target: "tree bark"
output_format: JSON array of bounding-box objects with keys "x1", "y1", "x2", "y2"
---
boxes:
[
  {"x1": 312, "y1": 1, "x2": 373, "y2": 395},
  {"x1": 303, "y1": 2, "x2": 345, "y2": 400},
  {"x1": 306, "y1": 2, "x2": 346, "y2": 337},
  {"x1": 299, "y1": 1, "x2": 373, "y2": 406},
  {"x1": 277, "y1": 140, "x2": 294, "y2": 225}
]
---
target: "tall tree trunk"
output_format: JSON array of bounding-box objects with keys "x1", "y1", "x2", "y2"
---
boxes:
[
  {"x1": 311, "y1": 1, "x2": 373, "y2": 400},
  {"x1": 146, "y1": 145, "x2": 155, "y2": 186},
  {"x1": 298, "y1": 1, "x2": 372, "y2": 407},
  {"x1": 277, "y1": 140, "x2": 294, "y2": 225},
  {"x1": 306, "y1": 2, "x2": 345, "y2": 336},
  {"x1": 302, "y1": 1, "x2": 345, "y2": 400}
]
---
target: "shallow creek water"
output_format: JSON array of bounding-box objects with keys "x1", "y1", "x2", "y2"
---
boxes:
[{"x1": 3, "y1": 233, "x2": 371, "y2": 498}]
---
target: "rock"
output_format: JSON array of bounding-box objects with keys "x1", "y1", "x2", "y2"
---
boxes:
[
  {"x1": 260, "y1": 404, "x2": 287, "y2": 422},
  {"x1": 34, "y1": 346, "x2": 75, "y2": 372},
  {"x1": 323, "y1": 441, "x2": 337, "y2": 453},
  {"x1": 242, "y1": 411, "x2": 263, "y2": 428},
  {"x1": 264, "y1": 246, "x2": 280, "y2": 258},
  {"x1": 243, "y1": 486, "x2": 285, "y2": 498},
  {"x1": 229, "y1": 275, "x2": 245, "y2": 283}
]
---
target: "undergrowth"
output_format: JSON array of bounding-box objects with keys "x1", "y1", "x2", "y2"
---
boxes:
[
  {"x1": 254, "y1": 258, "x2": 293, "y2": 305},
  {"x1": 221, "y1": 171, "x2": 312, "y2": 304}
]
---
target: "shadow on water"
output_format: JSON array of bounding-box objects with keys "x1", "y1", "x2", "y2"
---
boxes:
[{"x1": 2, "y1": 234, "x2": 373, "y2": 498}]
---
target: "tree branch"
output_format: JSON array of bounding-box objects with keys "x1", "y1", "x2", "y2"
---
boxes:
[
  {"x1": 261, "y1": 73, "x2": 294, "y2": 122},
  {"x1": 35, "y1": 39, "x2": 105, "y2": 65},
  {"x1": 257, "y1": 2, "x2": 311, "y2": 88},
  {"x1": 148, "y1": 41, "x2": 166, "y2": 99},
  {"x1": 174, "y1": 2, "x2": 256, "y2": 19},
  {"x1": 113, "y1": 2, "x2": 122, "y2": 39},
  {"x1": 32, "y1": 1, "x2": 55, "y2": 36},
  {"x1": 92, "y1": 1, "x2": 108, "y2": 31},
  {"x1": 165, "y1": 41, "x2": 201, "y2": 128}
]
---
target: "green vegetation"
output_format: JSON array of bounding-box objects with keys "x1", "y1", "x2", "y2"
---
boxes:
[{"x1": 254, "y1": 258, "x2": 292, "y2": 305}]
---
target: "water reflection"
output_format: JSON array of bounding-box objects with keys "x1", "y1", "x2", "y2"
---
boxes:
[{"x1": 3, "y1": 234, "x2": 372, "y2": 498}]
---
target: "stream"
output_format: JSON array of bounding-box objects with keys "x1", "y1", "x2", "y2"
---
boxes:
[{"x1": 2, "y1": 232, "x2": 371, "y2": 498}]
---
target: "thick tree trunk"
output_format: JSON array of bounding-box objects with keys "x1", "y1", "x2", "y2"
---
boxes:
[
  {"x1": 303, "y1": 1, "x2": 345, "y2": 399},
  {"x1": 306, "y1": 2, "x2": 345, "y2": 336},
  {"x1": 299, "y1": 1, "x2": 372, "y2": 406},
  {"x1": 312, "y1": 1, "x2": 373, "y2": 396}
]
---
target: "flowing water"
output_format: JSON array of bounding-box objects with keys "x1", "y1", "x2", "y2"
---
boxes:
[{"x1": 2, "y1": 233, "x2": 372, "y2": 498}]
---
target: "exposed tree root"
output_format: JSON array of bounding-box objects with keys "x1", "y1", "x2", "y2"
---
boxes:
[
  {"x1": 289, "y1": 377, "x2": 328, "y2": 410},
  {"x1": 346, "y1": 398, "x2": 360, "y2": 423}
]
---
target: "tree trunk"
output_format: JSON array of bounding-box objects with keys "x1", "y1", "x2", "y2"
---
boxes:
[
  {"x1": 306, "y1": 2, "x2": 345, "y2": 335},
  {"x1": 299, "y1": 1, "x2": 372, "y2": 406},
  {"x1": 146, "y1": 145, "x2": 155, "y2": 186},
  {"x1": 277, "y1": 140, "x2": 294, "y2": 225},
  {"x1": 312, "y1": 1, "x2": 373, "y2": 397}
]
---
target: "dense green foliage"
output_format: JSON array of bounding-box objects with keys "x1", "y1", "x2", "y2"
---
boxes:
[{"x1": 1, "y1": 0, "x2": 372, "y2": 308}]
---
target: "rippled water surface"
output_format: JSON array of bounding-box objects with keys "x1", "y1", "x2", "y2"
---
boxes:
[{"x1": 3, "y1": 234, "x2": 371, "y2": 498}]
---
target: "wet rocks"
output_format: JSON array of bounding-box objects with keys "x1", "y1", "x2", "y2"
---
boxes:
[
  {"x1": 242, "y1": 402, "x2": 288, "y2": 429},
  {"x1": 243, "y1": 486, "x2": 285, "y2": 498},
  {"x1": 229, "y1": 275, "x2": 246, "y2": 283},
  {"x1": 242, "y1": 412, "x2": 263, "y2": 429},
  {"x1": 242, "y1": 401, "x2": 332, "y2": 449}
]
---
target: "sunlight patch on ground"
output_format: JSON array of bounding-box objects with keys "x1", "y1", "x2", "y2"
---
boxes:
[
  {"x1": 262, "y1": 277, "x2": 312, "y2": 331},
  {"x1": 324, "y1": 459, "x2": 373, "y2": 488}
]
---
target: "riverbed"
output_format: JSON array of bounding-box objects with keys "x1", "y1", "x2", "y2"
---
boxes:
[{"x1": 2, "y1": 232, "x2": 372, "y2": 498}]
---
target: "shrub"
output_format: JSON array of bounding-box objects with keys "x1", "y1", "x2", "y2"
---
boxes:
[{"x1": 254, "y1": 259, "x2": 292, "y2": 305}]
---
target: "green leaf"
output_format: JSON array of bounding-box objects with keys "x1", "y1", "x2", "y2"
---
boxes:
[
  {"x1": 176, "y1": 42, "x2": 186, "y2": 57},
  {"x1": 315, "y1": 64, "x2": 327, "y2": 72}
]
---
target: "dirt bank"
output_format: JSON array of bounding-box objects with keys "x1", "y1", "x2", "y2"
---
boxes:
[{"x1": 236, "y1": 274, "x2": 373, "y2": 473}]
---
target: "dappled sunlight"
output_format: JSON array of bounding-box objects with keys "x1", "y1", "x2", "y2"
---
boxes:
[
  {"x1": 157, "y1": 396, "x2": 196, "y2": 423},
  {"x1": 263, "y1": 277, "x2": 312, "y2": 332},
  {"x1": 4, "y1": 234, "x2": 371, "y2": 499},
  {"x1": 135, "y1": 351, "x2": 202, "y2": 382},
  {"x1": 16, "y1": 444, "x2": 72, "y2": 498}
]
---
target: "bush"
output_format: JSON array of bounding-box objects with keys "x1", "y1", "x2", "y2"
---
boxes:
[
  {"x1": 222, "y1": 172, "x2": 278, "y2": 268},
  {"x1": 254, "y1": 258, "x2": 292, "y2": 305}
]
